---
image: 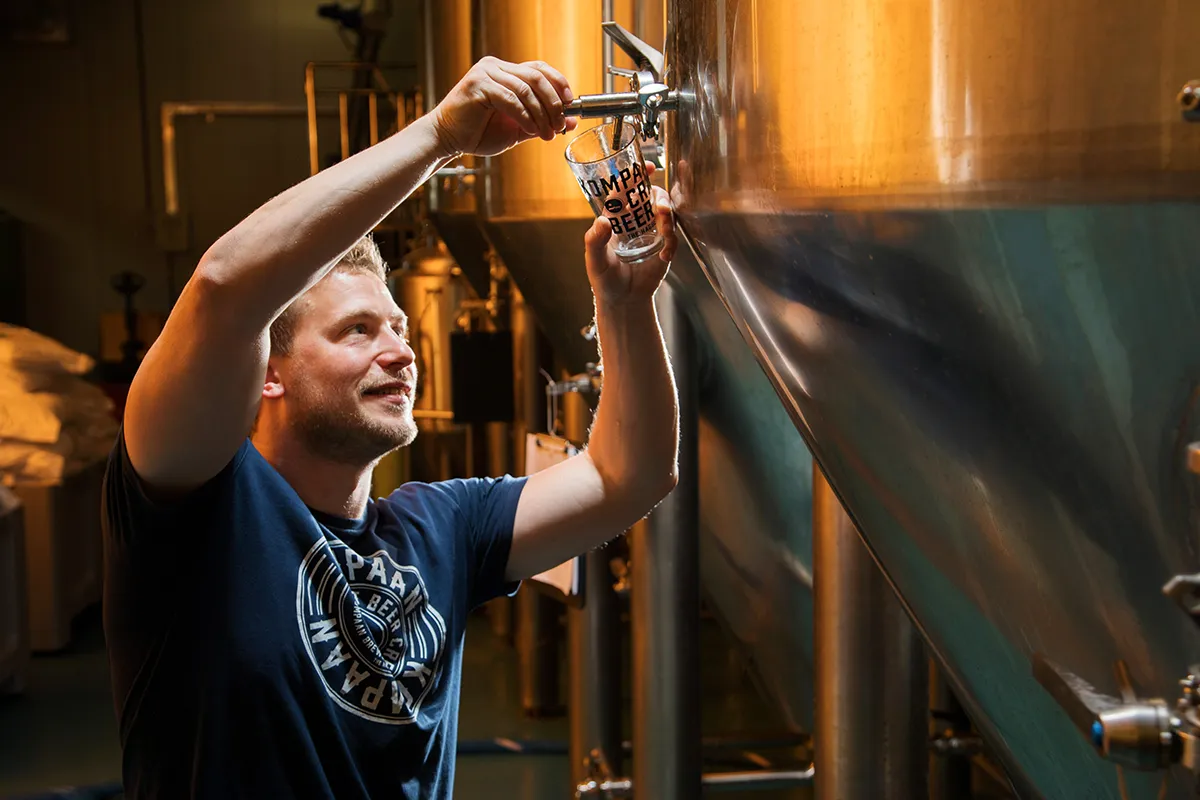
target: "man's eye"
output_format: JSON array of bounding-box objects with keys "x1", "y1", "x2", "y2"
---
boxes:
[{"x1": 347, "y1": 323, "x2": 369, "y2": 336}]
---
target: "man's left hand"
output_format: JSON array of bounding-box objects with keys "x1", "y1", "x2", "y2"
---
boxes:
[{"x1": 583, "y1": 163, "x2": 678, "y2": 305}]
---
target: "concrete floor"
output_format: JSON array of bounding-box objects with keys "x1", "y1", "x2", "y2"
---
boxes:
[{"x1": 0, "y1": 599, "x2": 813, "y2": 800}]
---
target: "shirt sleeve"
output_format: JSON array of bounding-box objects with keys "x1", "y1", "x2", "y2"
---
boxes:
[
  {"x1": 102, "y1": 427, "x2": 252, "y2": 722},
  {"x1": 102, "y1": 426, "x2": 250, "y2": 548},
  {"x1": 455, "y1": 474, "x2": 528, "y2": 609}
]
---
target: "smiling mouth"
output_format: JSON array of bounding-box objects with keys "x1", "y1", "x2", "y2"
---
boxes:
[{"x1": 362, "y1": 383, "x2": 413, "y2": 400}]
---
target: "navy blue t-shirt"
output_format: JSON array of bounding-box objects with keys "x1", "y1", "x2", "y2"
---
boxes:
[{"x1": 101, "y1": 432, "x2": 526, "y2": 799}]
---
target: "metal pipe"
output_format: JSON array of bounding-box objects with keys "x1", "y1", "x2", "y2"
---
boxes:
[
  {"x1": 929, "y1": 735, "x2": 984, "y2": 757},
  {"x1": 368, "y1": 92, "x2": 379, "y2": 145},
  {"x1": 310, "y1": 87, "x2": 405, "y2": 97},
  {"x1": 486, "y1": 412, "x2": 515, "y2": 643},
  {"x1": 306, "y1": 64, "x2": 320, "y2": 175},
  {"x1": 488, "y1": 587, "x2": 514, "y2": 641},
  {"x1": 511, "y1": 286, "x2": 563, "y2": 717},
  {"x1": 568, "y1": 548, "x2": 622, "y2": 778},
  {"x1": 338, "y1": 93, "x2": 350, "y2": 161},
  {"x1": 929, "y1": 659, "x2": 975, "y2": 800},
  {"x1": 303, "y1": 58, "x2": 418, "y2": 170},
  {"x1": 629, "y1": 279, "x2": 701, "y2": 800},
  {"x1": 421, "y1": 0, "x2": 439, "y2": 209},
  {"x1": 161, "y1": 101, "x2": 313, "y2": 117},
  {"x1": 420, "y1": 0, "x2": 437, "y2": 108},
  {"x1": 579, "y1": 767, "x2": 815, "y2": 797},
  {"x1": 603, "y1": 0, "x2": 615, "y2": 96},
  {"x1": 516, "y1": 586, "x2": 562, "y2": 716},
  {"x1": 702, "y1": 767, "x2": 815, "y2": 791},
  {"x1": 160, "y1": 102, "x2": 314, "y2": 217},
  {"x1": 565, "y1": 389, "x2": 623, "y2": 785},
  {"x1": 486, "y1": 419, "x2": 511, "y2": 474},
  {"x1": 563, "y1": 89, "x2": 680, "y2": 119},
  {"x1": 162, "y1": 105, "x2": 178, "y2": 216},
  {"x1": 813, "y1": 470, "x2": 928, "y2": 800}
]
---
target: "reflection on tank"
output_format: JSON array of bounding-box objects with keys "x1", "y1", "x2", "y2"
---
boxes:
[
  {"x1": 672, "y1": 246, "x2": 816, "y2": 733},
  {"x1": 666, "y1": 0, "x2": 1200, "y2": 796}
]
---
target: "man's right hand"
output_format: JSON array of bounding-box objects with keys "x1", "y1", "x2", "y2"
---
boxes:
[{"x1": 431, "y1": 57, "x2": 578, "y2": 158}]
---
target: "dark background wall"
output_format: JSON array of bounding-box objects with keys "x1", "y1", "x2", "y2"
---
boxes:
[{"x1": 0, "y1": 0, "x2": 420, "y2": 356}]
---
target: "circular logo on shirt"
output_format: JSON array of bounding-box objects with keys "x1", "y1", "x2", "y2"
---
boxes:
[{"x1": 296, "y1": 538, "x2": 447, "y2": 725}]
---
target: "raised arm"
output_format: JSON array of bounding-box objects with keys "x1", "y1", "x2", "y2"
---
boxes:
[
  {"x1": 124, "y1": 58, "x2": 575, "y2": 493},
  {"x1": 506, "y1": 180, "x2": 680, "y2": 581}
]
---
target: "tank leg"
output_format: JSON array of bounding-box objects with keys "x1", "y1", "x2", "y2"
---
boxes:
[
  {"x1": 568, "y1": 546, "x2": 623, "y2": 785},
  {"x1": 516, "y1": 587, "x2": 563, "y2": 717},
  {"x1": 814, "y1": 470, "x2": 929, "y2": 800},
  {"x1": 564, "y1": 391, "x2": 623, "y2": 786},
  {"x1": 630, "y1": 281, "x2": 703, "y2": 800},
  {"x1": 485, "y1": 420, "x2": 515, "y2": 643},
  {"x1": 930, "y1": 662, "x2": 975, "y2": 800}
]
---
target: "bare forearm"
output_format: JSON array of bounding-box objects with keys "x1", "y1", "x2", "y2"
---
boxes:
[
  {"x1": 506, "y1": 295, "x2": 678, "y2": 580},
  {"x1": 195, "y1": 114, "x2": 453, "y2": 327},
  {"x1": 585, "y1": 295, "x2": 680, "y2": 509}
]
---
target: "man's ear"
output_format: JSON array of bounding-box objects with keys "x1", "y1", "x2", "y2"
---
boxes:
[{"x1": 263, "y1": 359, "x2": 285, "y2": 399}]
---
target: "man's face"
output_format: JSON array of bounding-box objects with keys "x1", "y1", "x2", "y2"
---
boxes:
[{"x1": 270, "y1": 270, "x2": 418, "y2": 465}]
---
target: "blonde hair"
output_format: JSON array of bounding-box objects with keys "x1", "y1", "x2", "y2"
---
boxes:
[{"x1": 269, "y1": 235, "x2": 389, "y2": 355}]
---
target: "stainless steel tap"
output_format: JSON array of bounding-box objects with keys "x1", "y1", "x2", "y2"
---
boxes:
[{"x1": 561, "y1": 21, "x2": 678, "y2": 140}]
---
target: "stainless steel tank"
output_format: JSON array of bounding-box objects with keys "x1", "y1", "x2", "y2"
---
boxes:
[
  {"x1": 677, "y1": 246, "x2": 817, "y2": 733},
  {"x1": 476, "y1": 0, "x2": 635, "y2": 372},
  {"x1": 419, "y1": 0, "x2": 492, "y2": 297},
  {"x1": 388, "y1": 246, "x2": 472, "y2": 483},
  {"x1": 473, "y1": 0, "x2": 818, "y2": 732},
  {"x1": 664, "y1": 0, "x2": 1200, "y2": 796}
]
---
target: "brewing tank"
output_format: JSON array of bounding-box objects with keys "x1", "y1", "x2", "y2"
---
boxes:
[
  {"x1": 476, "y1": 0, "x2": 635, "y2": 372},
  {"x1": 419, "y1": 0, "x2": 491, "y2": 297},
  {"x1": 471, "y1": 0, "x2": 819, "y2": 734},
  {"x1": 388, "y1": 247, "x2": 472, "y2": 483},
  {"x1": 665, "y1": 0, "x2": 1200, "y2": 796},
  {"x1": 673, "y1": 245, "x2": 816, "y2": 734}
]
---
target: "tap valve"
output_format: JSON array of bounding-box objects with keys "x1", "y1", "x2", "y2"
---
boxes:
[{"x1": 562, "y1": 22, "x2": 679, "y2": 140}]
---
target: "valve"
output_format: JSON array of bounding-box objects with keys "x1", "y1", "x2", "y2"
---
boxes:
[
  {"x1": 1093, "y1": 700, "x2": 1178, "y2": 771},
  {"x1": 1032, "y1": 648, "x2": 1199, "y2": 784},
  {"x1": 562, "y1": 22, "x2": 679, "y2": 140}
]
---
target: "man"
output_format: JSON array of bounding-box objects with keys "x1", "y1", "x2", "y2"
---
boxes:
[{"x1": 101, "y1": 56, "x2": 679, "y2": 799}]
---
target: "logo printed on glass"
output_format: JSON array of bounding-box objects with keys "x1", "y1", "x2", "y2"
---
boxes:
[
  {"x1": 575, "y1": 160, "x2": 655, "y2": 237},
  {"x1": 565, "y1": 119, "x2": 664, "y2": 262},
  {"x1": 296, "y1": 537, "x2": 446, "y2": 725}
]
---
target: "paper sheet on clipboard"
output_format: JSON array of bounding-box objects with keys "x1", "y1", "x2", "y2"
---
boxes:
[{"x1": 525, "y1": 433, "x2": 581, "y2": 598}]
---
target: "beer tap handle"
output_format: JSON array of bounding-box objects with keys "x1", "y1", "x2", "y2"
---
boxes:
[
  {"x1": 601, "y1": 21, "x2": 664, "y2": 83},
  {"x1": 562, "y1": 21, "x2": 678, "y2": 140}
]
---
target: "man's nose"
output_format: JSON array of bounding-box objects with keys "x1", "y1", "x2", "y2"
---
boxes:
[{"x1": 378, "y1": 329, "x2": 415, "y2": 370}]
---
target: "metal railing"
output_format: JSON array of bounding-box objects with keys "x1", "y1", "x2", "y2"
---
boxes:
[{"x1": 302, "y1": 61, "x2": 422, "y2": 176}]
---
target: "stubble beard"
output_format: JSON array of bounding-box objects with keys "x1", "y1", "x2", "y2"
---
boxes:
[{"x1": 292, "y1": 390, "x2": 418, "y2": 466}]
